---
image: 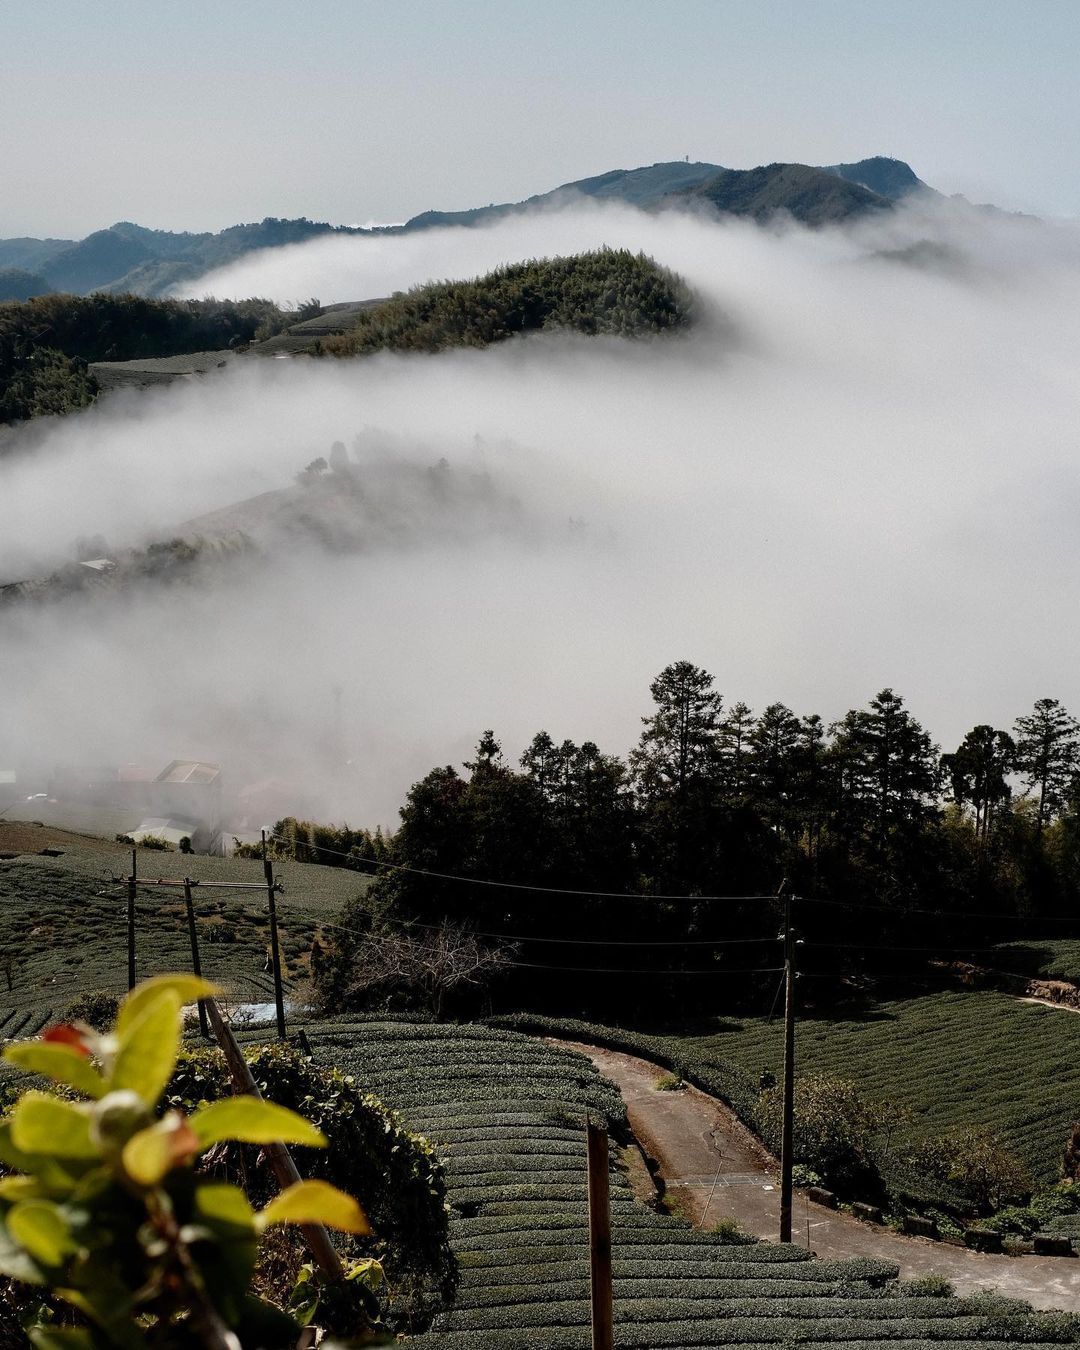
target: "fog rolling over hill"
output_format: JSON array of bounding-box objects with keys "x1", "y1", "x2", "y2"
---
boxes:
[{"x1": 2, "y1": 194, "x2": 1080, "y2": 826}]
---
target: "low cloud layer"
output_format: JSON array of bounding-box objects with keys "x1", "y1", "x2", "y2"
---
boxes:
[{"x1": 4, "y1": 198, "x2": 1080, "y2": 827}]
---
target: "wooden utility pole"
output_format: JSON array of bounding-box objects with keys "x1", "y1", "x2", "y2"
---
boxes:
[
  {"x1": 779, "y1": 885, "x2": 797, "y2": 1244},
  {"x1": 262, "y1": 831, "x2": 286, "y2": 1039},
  {"x1": 586, "y1": 1120, "x2": 614, "y2": 1350},
  {"x1": 204, "y1": 995, "x2": 343, "y2": 1284},
  {"x1": 183, "y1": 879, "x2": 210, "y2": 1039},
  {"x1": 127, "y1": 848, "x2": 137, "y2": 991}
]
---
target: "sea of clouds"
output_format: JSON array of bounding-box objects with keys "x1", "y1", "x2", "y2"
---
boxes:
[{"x1": 3, "y1": 194, "x2": 1080, "y2": 827}]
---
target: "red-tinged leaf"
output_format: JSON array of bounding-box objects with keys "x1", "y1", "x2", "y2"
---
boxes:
[{"x1": 41, "y1": 1026, "x2": 90, "y2": 1058}]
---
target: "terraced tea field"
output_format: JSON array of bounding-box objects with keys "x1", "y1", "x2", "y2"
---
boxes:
[
  {"x1": 0, "y1": 849, "x2": 367, "y2": 1024},
  {"x1": 671, "y1": 990, "x2": 1080, "y2": 1183},
  {"x1": 293, "y1": 1017, "x2": 1080, "y2": 1347},
  {"x1": 991, "y1": 941, "x2": 1080, "y2": 985}
]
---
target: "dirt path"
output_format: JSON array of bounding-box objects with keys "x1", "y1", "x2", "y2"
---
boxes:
[{"x1": 554, "y1": 1038, "x2": 1080, "y2": 1312}]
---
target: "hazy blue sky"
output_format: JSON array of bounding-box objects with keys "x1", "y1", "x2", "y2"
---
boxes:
[{"x1": 4, "y1": 0, "x2": 1079, "y2": 237}]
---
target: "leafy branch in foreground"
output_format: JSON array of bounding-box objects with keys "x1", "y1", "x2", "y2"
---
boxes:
[{"x1": 0, "y1": 975, "x2": 371, "y2": 1350}]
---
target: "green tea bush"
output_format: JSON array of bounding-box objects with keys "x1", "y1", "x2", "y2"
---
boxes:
[
  {"x1": 0, "y1": 976, "x2": 370, "y2": 1348},
  {"x1": 58, "y1": 992, "x2": 120, "y2": 1033},
  {"x1": 168, "y1": 1043, "x2": 453, "y2": 1330}
]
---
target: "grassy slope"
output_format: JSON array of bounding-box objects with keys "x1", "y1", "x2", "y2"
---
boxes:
[
  {"x1": 0, "y1": 849, "x2": 367, "y2": 1029},
  {"x1": 668, "y1": 990, "x2": 1080, "y2": 1184},
  {"x1": 289, "y1": 1018, "x2": 1077, "y2": 1348}
]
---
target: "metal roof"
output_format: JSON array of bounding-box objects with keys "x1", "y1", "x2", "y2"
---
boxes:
[{"x1": 155, "y1": 760, "x2": 221, "y2": 785}]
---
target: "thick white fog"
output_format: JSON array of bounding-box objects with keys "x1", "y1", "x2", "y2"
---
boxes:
[{"x1": 4, "y1": 197, "x2": 1080, "y2": 827}]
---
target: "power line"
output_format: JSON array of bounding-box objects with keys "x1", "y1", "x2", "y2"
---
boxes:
[
  {"x1": 307, "y1": 914, "x2": 777, "y2": 947},
  {"x1": 505, "y1": 961, "x2": 786, "y2": 977},
  {"x1": 265, "y1": 829, "x2": 775, "y2": 902}
]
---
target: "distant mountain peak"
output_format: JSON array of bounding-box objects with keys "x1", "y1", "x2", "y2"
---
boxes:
[
  {"x1": 0, "y1": 154, "x2": 944, "y2": 299},
  {"x1": 822, "y1": 156, "x2": 933, "y2": 200}
]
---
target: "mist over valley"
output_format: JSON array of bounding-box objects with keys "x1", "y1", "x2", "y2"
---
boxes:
[{"x1": 3, "y1": 185, "x2": 1080, "y2": 830}]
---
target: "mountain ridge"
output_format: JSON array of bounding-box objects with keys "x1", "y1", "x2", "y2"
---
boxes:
[{"x1": 0, "y1": 155, "x2": 933, "y2": 298}]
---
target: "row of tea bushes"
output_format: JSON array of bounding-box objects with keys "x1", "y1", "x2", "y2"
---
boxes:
[{"x1": 298, "y1": 1017, "x2": 1080, "y2": 1349}]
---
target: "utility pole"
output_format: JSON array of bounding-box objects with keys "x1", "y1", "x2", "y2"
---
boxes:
[
  {"x1": 183, "y1": 879, "x2": 210, "y2": 1039},
  {"x1": 778, "y1": 882, "x2": 798, "y2": 1244},
  {"x1": 127, "y1": 847, "x2": 137, "y2": 991},
  {"x1": 262, "y1": 830, "x2": 286, "y2": 1039},
  {"x1": 586, "y1": 1119, "x2": 614, "y2": 1350}
]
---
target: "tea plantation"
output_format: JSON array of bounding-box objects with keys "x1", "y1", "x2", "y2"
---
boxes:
[
  {"x1": 664, "y1": 990, "x2": 1080, "y2": 1184},
  {"x1": 291, "y1": 1017, "x2": 1080, "y2": 1348},
  {"x1": 991, "y1": 942, "x2": 1080, "y2": 985},
  {"x1": 0, "y1": 849, "x2": 367, "y2": 1023}
]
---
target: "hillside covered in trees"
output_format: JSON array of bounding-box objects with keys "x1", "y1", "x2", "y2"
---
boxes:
[
  {"x1": 324, "y1": 249, "x2": 692, "y2": 356},
  {"x1": 272, "y1": 665, "x2": 1080, "y2": 1019},
  {"x1": 0, "y1": 292, "x2": 299, "y2": 425}
]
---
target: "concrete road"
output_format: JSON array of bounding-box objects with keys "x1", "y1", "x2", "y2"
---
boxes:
[{"x1": 554, "y1": 1038, "x2": 1080, "y2": 1312}]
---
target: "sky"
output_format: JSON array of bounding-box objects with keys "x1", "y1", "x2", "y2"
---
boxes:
[{"x1": 3, "y1": 0, "x2": 1080, "y2": 238}]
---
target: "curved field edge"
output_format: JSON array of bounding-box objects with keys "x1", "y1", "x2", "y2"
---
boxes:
[
  {"x1": 282, "y1": 1016, "x2": 1080, "y2": 1347},
  {"x1": 493, "y1": 995, "x2": 1080, "y2": 1189}
]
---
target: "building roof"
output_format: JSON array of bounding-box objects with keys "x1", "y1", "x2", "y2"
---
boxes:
[{"x1": 155, "y1": 760, "x2": 221, "y2": 785}]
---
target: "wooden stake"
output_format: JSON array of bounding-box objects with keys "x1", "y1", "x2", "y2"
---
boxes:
[
  {"x1": 204, "y1": 995, "x2": 343, "y2": 1283},
  {"x1": 127, "y1": 847, "x2": 137, "y2": 991},
  {"x1": 586, "y1": 1120, "x2": 614, "y2": 1350},
  {"x1": 779, "y1": 887, "x2": 796, "y2": 1244},
  {"x1": 183, "y1": 879, "x2": 210, "y2": 1039},
  {"x1": 261, "y1": 831, "x2": 286, "y2": 1039}
]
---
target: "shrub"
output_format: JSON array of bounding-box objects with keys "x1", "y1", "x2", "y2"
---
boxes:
[
  {"x1": 758, "y1": 1073, "x2": 894, "y2": 1194},
  {"x1": 60, "y1": 989, "x2": 120, "y2": 1031},
  {"x1": 0, "y1": 974, "x2": 370, "y2": 1347},
  {"x1": 903, "y1": 1273, "x2": 955, "y2": 1297},
  {"x1": 791, "y1": 1163, "x2": 822, "y2": 1189},
  {"x1": 905, "y1": 1125, "x2": 1033, "y2": 1214},
  {"x1": 710, "y1": 1216, "x2": 755, "y2": 1245},
  {"x1": 136, "y1": 834, "x2": 174, "y2": 852},
  {"x1": 168, "y1": 1041, "x2": 453, "y2": 1330}
]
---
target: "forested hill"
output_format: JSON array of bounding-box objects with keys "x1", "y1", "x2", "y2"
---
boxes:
[
  {"x1": 673, "y1": 163, "x2": 895, "y2": 225},
  {"x1": 0, "y1": 218, "x2": 368, "y2": 300},
  {"x1": 407, "y1": 155, "x2": 930, "y2": 231},
  {"x1": 0, "y1": 252, "x2": 691, "y2": 428},
  {"x1": 0, "y1": 156, "x2": 933, "y2": 299},
  {"x1": 0, "y1": 292, "x2": 295, "y2": 425},
  {"x1": 323, "y1": 249, "x2": 693, "y2": 356}
]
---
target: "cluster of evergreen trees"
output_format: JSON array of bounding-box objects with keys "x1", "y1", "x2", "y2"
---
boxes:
[
  {"x1": 295, "y1": 663, "x2": 1080, "y2": 1016},
  {"x1": 323, "y1": 249, "x2": 692, "y2": 357},
  {"x1": 0, "y1": 292, "x2": 289, "y2": 425}
]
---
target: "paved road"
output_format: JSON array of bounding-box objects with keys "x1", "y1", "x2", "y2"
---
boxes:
[{"x1": 554, "y1": 1038, "x2": 1080, "y2": 1312}]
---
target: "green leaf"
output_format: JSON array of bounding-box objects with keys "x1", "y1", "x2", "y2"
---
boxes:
[
  {"x1": 121, "y1": 1113, "x2": 199, "y2": 1186},
  {"x1": 4, "y1": 1043, "x2": 107, "y2": 1100},
  {"x1": 12, "y1": 1094, "x2": 97, "y2": 1160},
  {"x1": 190, "y1": 1097, "x2": 327, "y2": 1150},
  {"x1": 191, "y1": 1184, "x2": 258, "y2": 1320},
  {"x1": 0, "y1": 1120, "x2": 81, "y2": 1191},
  {"x1": 109, "y1": 992, "x2": 181, "y2": 1105},
  {"x1": 194, "y1": 1181, "x2": 255, "y2": 1229},
  {"x1": 0, "y1": 1176, "x2": 42, "y2": 1200},
  {"x1": 7, "y1": 1201, "x2": 77, "y2": 1269},
  {"x1": 116, "y1": 975, "x2": 216, "y2": 1037},
  {"x1": 52, "y1": 1282, "x2": 142, "y2": 1350},
  {"x1": 0, "y1": 1222, "x2": 47, "y2": 1284},
  {"x1": 258, "y1": 1180, "x2": 369, "y2": 1234},
  {"x1": 30, "y1": 1329, "x2": 96, "y2": 1350}
]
